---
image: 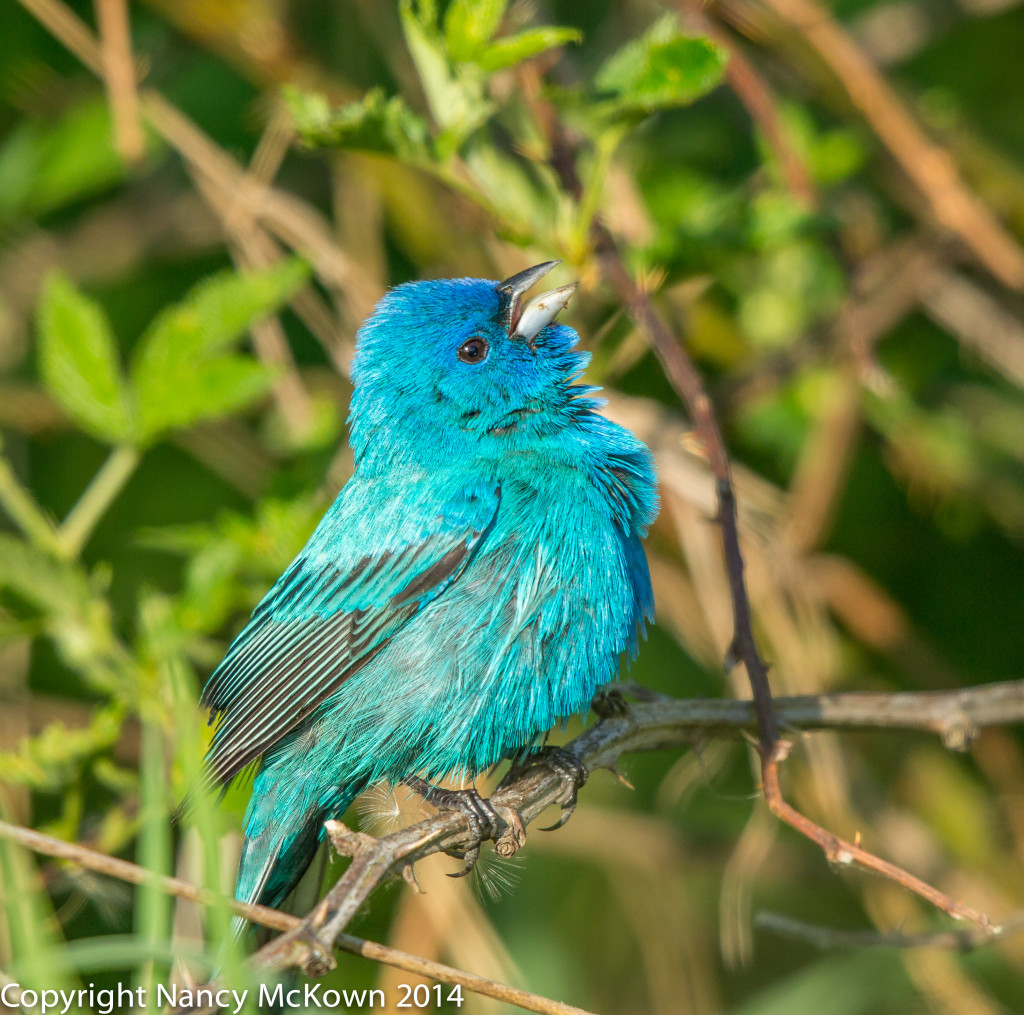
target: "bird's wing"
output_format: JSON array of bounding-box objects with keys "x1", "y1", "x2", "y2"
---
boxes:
[{"x1": 199, "y1": 475, "x2": 500, "y2": 788}]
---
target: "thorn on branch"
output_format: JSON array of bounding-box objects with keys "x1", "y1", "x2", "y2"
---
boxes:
[
  {"x1": 401, "y1": 863, "x2": 425, "y2": 894},
  {"x1": 325, "y1": 820, "x2": 378, "y2": 858},
  {"x1": 938, "y1": 718, "x2": 976, "y2": 752},
  {"x1": 608, "y1": 763, "x2": 635, "y2": 791},
  {"x1": 292, "y1": 924, "x2": 336, "y2": 979}
]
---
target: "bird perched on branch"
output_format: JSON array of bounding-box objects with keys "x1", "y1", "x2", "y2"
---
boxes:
[{"x1": 197, "y1": 261, "x2": 658, "y2": 917}]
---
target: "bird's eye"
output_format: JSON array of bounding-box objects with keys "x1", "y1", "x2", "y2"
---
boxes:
[{"x1": 457, "y1": 337, "x2": 489, "y2": 365}]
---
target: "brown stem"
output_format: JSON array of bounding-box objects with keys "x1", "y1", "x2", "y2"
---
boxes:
[
  {"x1": 93, "y1": 0, "x2": 145, "y2": 164},
  {"x1": 0, "y1": 820, "x2": 593, "y2": 1015},
  {"x1": 761, "y1": 742, "x2": 990, "y2": 926},
  {"x1": 527, "y1": 84, "x2": 1007, "y2": 930},
  {"x1": 715, "y1": 0, "x2": 1024, "y2": 290},
  {"x1": 5, "y1": 682, "x2": 1020, "y2": 995},
  {"x1": 680, "y1": 1, "x2": 817, "y2": 207},
  {"x1": 755, "y1": 910, "x2": 1024, "y2": 950}
]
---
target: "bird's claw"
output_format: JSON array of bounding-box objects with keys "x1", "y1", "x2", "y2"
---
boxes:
[
  {"x1": 591, "y1": 686, "x2": 629, "y2": 719},
  {"x1": 502, "y1": 746, "x2": 588, "y2": 831},
  {"x1": 404, "y1": 778, "x2": 518, "y2": 877}
]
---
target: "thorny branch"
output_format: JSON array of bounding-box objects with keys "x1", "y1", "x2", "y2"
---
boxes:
[
  {"x1": 523, "y1": 75, "x2": 1000, "y2": 930},
  {"x1": 252, "y1": 681, "x2": 1024, "y2": 977},
  {"x1": 3, "y1": 682, "x2": 1023, "y2": 999},
  {"x1": 0, "y1": 823, "x2": 594, "y2": 1015}
]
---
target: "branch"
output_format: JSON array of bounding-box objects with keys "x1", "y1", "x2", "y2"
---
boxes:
[
  {"x1": 249, "y1": 681, "x2": 1023, "y2": 978},
  {"x1": 680, "y1": 1, "x2": 817, "y2": 207},
  {"x1": 5, "y1": 683, "x2": 1021, "y2": 999},
  {"x1": 755, "y1": 911, "x2": 1024, "y2": 951},
  {"x1": 0, "y1": 820, "x2": 593, "y2": 1015},
  {"x1": 521, "y1": 77, "x2": 1002, "y2": 931},
  {"x1": 93, "y1": 0, "x2": 145, "y2": 164}
]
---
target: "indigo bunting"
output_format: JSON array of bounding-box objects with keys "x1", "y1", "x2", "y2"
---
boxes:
[{"x1": 199, "y1": 262, "x2": 658, "y2": 913}]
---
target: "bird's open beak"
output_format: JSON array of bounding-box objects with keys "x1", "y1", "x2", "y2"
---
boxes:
[
  {"x1": 515, "y1": 284, "x2": 578, "y2": 349},
  {"x1": 497, "y1": 261, "x2": 577, "y2": 349}
]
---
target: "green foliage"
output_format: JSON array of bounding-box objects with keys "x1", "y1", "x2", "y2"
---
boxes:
[
  {"x1": 38, "y1": 273, "x2": 133, "y2": 443},
  {"x1": 442, "y1": 0, "x2": 508, "y2": 60},
  {"x1": 0, "y1": 95, "x2": 156, "y2": 223},
  {"x1": 596, "y1": 16, "x2": 728, "y2": 113},
  {"x1": 131, "y1": 259, "x2": 309, "y2": 442},
  {"x1": 37, "y1": 260, "x2": 309, "y2": 448},
  {"x1": 476, "y1": 27, "x2": 582, "y2": 72},
  {"x1": 287, "y1": 87, "x2": 431, "y2": 162}
]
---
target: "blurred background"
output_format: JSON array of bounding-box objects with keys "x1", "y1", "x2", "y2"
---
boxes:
[{"x1": 2, "y1": 0, "x2": 1024, "y2": 1013}]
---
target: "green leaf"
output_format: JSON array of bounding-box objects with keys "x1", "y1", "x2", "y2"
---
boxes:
[
  {"x1": 596, "y1": 17, "x2": 727, "y2": 113},
  {"x1": 0, "y1": 535, "x2": 123, "y2": 688},
  {"x1": 400, "y1": 0, "x2": 493, "y2": 146},
  {"x1": 130, "y1": 260, "x2": 308, "y2": 441},
  {"x1": 287, "y1": 86, "x2": 430, "y2": 162},
  {"x1": 0, "y1": 534, "x2": 90, "y2": 614},
  {"x1": 477, "y1": 26, "x2": 581, "y2": 72},
  {"x1": 139, "y1": 357, "x2": 278, "y2": 438},
  {"x1": 37, "y1": 273, "x2": 134, "y2": 442},
  {"x1": 444, "y1": 0, "x2": 508, "y2": 61},
  {"x1": 0, "y1": 94, "x2": 158, "y2": 224}
]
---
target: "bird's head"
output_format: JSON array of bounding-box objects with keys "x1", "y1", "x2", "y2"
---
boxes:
[{"x1": 349, "y1": 262, "x2": 598, "y2": 468}]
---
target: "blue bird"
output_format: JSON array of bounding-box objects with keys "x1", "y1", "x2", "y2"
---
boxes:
[{"x1": 198, "y1": 261, "x2": 658, "y2": 916}]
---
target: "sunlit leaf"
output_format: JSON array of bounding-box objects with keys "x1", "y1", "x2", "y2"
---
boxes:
[
  {"x1": 130, "y1": 260, "x2": 307, "y2": 441},
  {"x1": 0, "y1": 95, "x2": 157, "y2": 223},
  {"x1": 37, "y1": 273, "x2": 134, "y2": 443},
  {"x1": 477, "y1": 27, "x2": 581, "y2": 72},
  {"x1": 400, "y1": 0, "x2": 493, "y2": 146},
  {"x1": 443, "y1": 0, "x2": 508, "y2": 61},
  {"x1": 0, "y1": 533, "x2": 92, "y2": 614},
  {"x1": 140, "y1": 357, "x2": 278, "y2": 438},
  {"x1": 596, "y1": 17, "x2": 727, "y2": 113},
  {"x1": 287, "y1": 87, "x2": 430, "y2": 162}
]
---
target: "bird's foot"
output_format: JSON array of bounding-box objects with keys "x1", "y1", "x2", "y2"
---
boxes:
[
  {"x1": 403, "y1": 777, "x2": 524, "y2": 877},
  {"x1": 591, "y1": 685, "x2": 629, "y2": 719},
  {"x1": 501, "y1": 746, "x2": 588, "y2": 831}
]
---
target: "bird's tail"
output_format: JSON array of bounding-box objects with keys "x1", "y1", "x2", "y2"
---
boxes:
[{"x1": 230, "y1": 811, "x2": 324, "y2": 935}]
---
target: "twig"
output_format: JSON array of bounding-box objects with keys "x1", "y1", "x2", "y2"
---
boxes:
[
  {"x1": 681, "y1": 1, "x2": 817, "y2": 207},
  {"x1": 755, "y1": 910, "x2": 1024, "y2": 950},
  {"x1": 761, "y1": 741, "x2": 990, "y2": 925},
  {"x1": 918, "y1": 268, "x2": 1024, "y2": 389},
  {"x1": 93, "y1": 0, "x2": 145, "y2": 164},
  {"x1": 526, "y1": 84, "x2": 1002, "y2": 930},
  {"x1": 0, "y1": 448, "x2": 64, "y2": 557},
  {"x1": 529, "y1": 87, "x2": 781, "y2": 753},
  {"x1": 16, "y1": 0, "x2": 102, "y2": 74},
  {"x1": 0, "y1": 821, "x2": 592, "y2": 1015},
  {"x1": 57, "y1": 444, "x2": 139, "y2": 559},
  {"x1": 250, "y1": 681, "x2": 1024, "y2": 977},
  {"x1": 715, "y1": 0, "x2": 1024, "y2": 290},
  {"x1": 4, "y1": 682, "x2": 1021, "y2": 999}
]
